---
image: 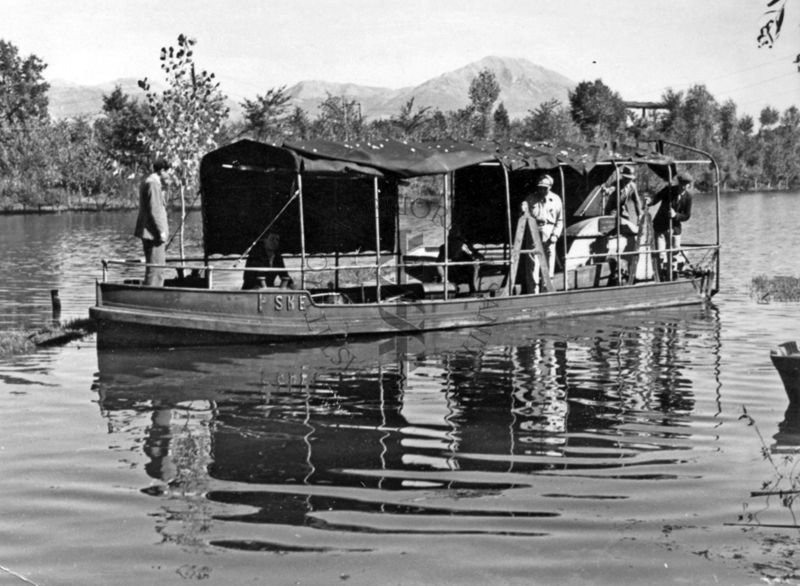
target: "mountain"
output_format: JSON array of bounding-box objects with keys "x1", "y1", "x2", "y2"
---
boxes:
[
  {"x1": 48, "y1": 56, "x2": 576, "y2": 121},
  {"x1": 48, "y1": 78, "x2": 147, "y2": 119},
  {"x1": 47, "y1": 77, "x2": 243, "y2": 120},
  {"x1": 284, "y1": 80, "x2": 410, "y2": 120},
  {"x1": 280, "y1": 56, "x2": 575, "y2": 120},
  {"x1": 380, "y1": 56, "x2": 574, "y2": 119}
]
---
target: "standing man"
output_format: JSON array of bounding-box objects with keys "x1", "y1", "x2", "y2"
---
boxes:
[
  {"x1": 134, "y1": 158, "x2": 170, "y2": 286},
  {"x1": 601, "y1": 165, "x2": 642, "y2": 222},
  {"x1": 522, "y1": 174, "x2": 563, "y2": 287},
  {"x1": 650, "y1": 170, "x2": 693, "y2": 274}
]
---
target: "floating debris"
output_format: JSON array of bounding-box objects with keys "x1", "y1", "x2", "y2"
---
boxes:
[{"x1": 751, "y1": 275, "x2": 800, "y2": 303}]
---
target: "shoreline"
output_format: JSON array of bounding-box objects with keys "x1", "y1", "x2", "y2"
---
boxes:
[
  {"x1": 0, "y1": 188, "x2": 795, "y2": 216},
  {"x1": 0, "y1": 203, "x2": 201, "y2": 215}
]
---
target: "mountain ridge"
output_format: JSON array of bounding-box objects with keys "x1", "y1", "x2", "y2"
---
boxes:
[{"x1": 47, "y1": 56, "x2": 576, "y2": 121}]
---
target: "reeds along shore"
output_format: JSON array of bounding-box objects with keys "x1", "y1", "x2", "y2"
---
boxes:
[
  {"x1": 0, "y1": 318, "x2": 95, "y2": 357},
  {"x1": 751, "y1": 275, "x2": 800, "y2": 303}
]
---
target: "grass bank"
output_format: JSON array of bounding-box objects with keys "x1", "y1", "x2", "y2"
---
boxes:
[{"x1": 0, "y1": 318, "x2": 96, "y2": 357}]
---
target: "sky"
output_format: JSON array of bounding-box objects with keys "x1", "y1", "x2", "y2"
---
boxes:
[{"x1": 3, "y1": 0, "x2": 799, "y2": 120}]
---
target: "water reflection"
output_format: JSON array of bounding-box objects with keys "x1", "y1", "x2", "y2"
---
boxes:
[{"x1": 93, "y1": 306, "x2": 721, "y2": 550}]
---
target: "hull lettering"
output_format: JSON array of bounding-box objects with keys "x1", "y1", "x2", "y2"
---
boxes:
[{"x1": 274, "y1": 294, "x2": 308, "y2": 312}]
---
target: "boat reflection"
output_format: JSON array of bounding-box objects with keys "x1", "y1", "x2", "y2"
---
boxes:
[{"x1": 93, "y1": 306, "x2": 720, "y2": 546}]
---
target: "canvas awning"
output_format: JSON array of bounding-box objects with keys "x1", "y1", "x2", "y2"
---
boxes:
[
  {"x1": 199, "y1": 138, "x2": 685, "y2": 258},
  {"x1": 200, "y1": 140, "x2": 398, "y2": 258},
  {"x1": 285, "y1": 139, "x2": 498, "y2": 177}
]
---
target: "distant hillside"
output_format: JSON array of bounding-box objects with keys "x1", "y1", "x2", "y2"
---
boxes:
[
  {"x1": 284, "y1": 80, "x2": 410, "y2": 120},
  {"x1": 48, "y1": 56, "x2": 576, "y2": 122},
  {"x1": 48, "y1": 78, "x2": 146, "y2": 119},
  {"x1": 48, "y1": 77, "x2": 244, "y2": 120}
]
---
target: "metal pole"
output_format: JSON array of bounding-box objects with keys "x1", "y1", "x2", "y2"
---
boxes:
[
  {"x1": 666, "y1": 166, "x2": 674, "y2": 281},
  {"x1": 395, "y1": 182, "x2": 402, "y2": 286},
  {"x1": 713, "y1": 159, "x2": 721, "y2": 294},
  {"x1": 557, "y1": 165, "x2": 567, "y2": 291},
  {"x1": 297, "y1": 172, "x2": 306, "y2": 290},
  {"x1": 613, "y1": 163, "x2": 622, "y2": 286},
  {"x1": 373, "y1": 177, "x2": 382, "y2": 302},
  {"x1": 503, "y1": 165, "x2": 513, "y2": 296},
  {"x1": 443, "y1": 173, "x2": 450, "y2": 300},
  {"x1": 334, "y1": 180, "x2": 340, "y2": 290}
]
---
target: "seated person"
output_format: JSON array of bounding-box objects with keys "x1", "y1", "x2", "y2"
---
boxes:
[
  {"x1": 436, "y1": 228, "x2": 484, "y2": 293},
  {"x1": 242, "y1": 232, "x2": 294, "y2": 289}
]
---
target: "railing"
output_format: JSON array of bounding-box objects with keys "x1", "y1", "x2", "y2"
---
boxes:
[{"x1": 102, "y1": 239, "x2": 719, "y2": 300}]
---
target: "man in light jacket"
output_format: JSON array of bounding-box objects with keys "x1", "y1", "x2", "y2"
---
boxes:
[
  {"x1": 134, "y1": 158, "x2": 170, "y2": 286},
  {"x1": 522, "y1": 174, "x2": 563, "y2": 290}
]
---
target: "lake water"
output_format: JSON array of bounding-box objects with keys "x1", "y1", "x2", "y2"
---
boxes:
[{"x1": 2, "y1": 191, "x2": 800, "y2": 585}]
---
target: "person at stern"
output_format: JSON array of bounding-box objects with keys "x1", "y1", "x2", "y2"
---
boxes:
[{"x1": 134, "y1": 158, "x2": 170, "y2": 287}]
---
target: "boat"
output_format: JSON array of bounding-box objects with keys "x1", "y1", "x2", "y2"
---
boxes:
[
  {"x1": 90, "y1": 137, "x2": 720, "y2": 348},
  {"x1": 771, "y1": 342, "x2": 800, "y2": 402}
]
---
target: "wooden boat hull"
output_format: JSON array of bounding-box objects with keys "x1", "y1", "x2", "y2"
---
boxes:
[
  {"x1": 91, "y1": 277, "x2": 712, "y2": 348},
  {"x1": 771, "y1": 342, "x2": 800, "y2": 403}
]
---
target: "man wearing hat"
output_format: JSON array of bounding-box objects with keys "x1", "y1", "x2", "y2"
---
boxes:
[
  {"x1": 600, "y1": 165, "x2": 642, "y2": 221},
  {"x1": 522, "y1": 174, "x2": 563, "y2": 289},
  {"x1": 649, "y1": 170, "x2": 693, "y2": 274},
  {"x1": 134, "y1": 158, "x2": 170, "y2": 286}
]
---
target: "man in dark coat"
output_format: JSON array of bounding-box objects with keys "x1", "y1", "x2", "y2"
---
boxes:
[
  {"x1": 134, "y1": 158, "x2": 170, "y2": 286},
  {"x1": 650, "y1": 171, "x2": 693, "y2": 272}
]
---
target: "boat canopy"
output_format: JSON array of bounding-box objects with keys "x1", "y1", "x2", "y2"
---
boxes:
[
  {"x1": 286, "y1": 139, "x2": 497, "y2": 177},
  {"x1": 199, "y1": 139, "x2": 399, "y2": 257},
  {"x1": 199, "y1": 138, "x2": 690, "y2": 257}
]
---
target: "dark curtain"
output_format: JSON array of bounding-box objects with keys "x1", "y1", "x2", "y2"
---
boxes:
[{"x1": 201, "y1": 140, "x2": 397, "y2": 257}]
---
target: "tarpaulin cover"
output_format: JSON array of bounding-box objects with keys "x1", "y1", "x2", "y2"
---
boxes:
[
  {"x1": 484, "y1": 139, "x2": 677, "y2": 174},
  {"x1": 199, "y1": 138, "x2": 693, "y2": 256},
  {"x1": 200, "y1": 140, "x2": 396, "y2": 257},
  {"x1": 285, "y1": 139, "x2": 497, "y2": 177}
]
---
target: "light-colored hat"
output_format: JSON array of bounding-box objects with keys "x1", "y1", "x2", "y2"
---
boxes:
[
  {"x1": 536, "y1": 174, "x2": 554, "y2": 188},
  {"x1": 677, "y1": 171, "x2": 693, "y2": 184}
]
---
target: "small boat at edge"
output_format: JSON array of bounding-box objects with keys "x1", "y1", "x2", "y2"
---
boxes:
[{"x1": 771, "y1": 342, "x2": 800, "y2": 402}]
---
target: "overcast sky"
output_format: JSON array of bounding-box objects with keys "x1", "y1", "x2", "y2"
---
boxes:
[{"x1": 3, "y1": 0, "x2": 799, "y2": 119}]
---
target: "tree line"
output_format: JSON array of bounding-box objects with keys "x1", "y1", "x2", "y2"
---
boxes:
[{"x1": 1, "y1": 35, "x2": 798, "y2": 212}]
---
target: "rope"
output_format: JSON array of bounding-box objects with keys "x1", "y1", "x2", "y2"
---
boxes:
[
  {"x1": 0, "y1": 564, "x2": 40, "y2": 586},
  {"x1": 234, "y1": 188, "x2": 300, "y2": 266}
]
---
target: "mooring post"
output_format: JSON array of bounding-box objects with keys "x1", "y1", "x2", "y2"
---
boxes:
[{"x1": 51, "y1": 289, "x2": 61, "y2": 323}]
